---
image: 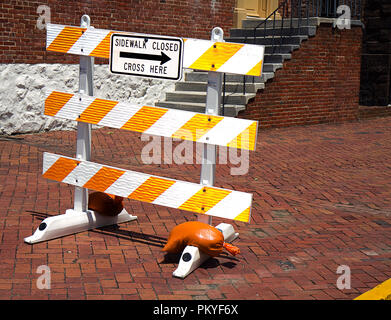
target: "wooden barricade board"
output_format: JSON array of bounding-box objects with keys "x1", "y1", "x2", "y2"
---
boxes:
[
  {"x1": 44, "y1": 90, "x2": 258, "y2": 151},
  {"x1": 46, "y1": 23, "x2": 264, "y2": 76},
  {"x1": 43, "y1": 152, "x2": 252, "y2": 223}
]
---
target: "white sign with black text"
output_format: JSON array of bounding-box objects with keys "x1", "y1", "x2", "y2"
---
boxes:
[{"x1": 110, "y1": 33, "x2": 183, "y2": 81}]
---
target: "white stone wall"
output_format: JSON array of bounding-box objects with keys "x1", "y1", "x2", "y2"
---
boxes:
[{"x1": 0, "y1": 63, "x2": 175, "y2": 135}]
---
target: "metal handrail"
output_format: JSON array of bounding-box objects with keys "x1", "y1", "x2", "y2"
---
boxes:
[
  {"x1": 249, "y1": 0, "x2": 289, "y2": 49},
  {"x1": 223, "y1": 0, "x2": 362, "y2": 110}
]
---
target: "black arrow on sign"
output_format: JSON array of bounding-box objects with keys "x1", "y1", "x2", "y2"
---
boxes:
[{"x1": 120, "y1": 51, "x2": 171, "y2": 65}]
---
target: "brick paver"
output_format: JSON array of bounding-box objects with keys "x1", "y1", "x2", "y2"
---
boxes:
[{"x1": 1, "y1": 117, "x2": 391, "y2": 300}]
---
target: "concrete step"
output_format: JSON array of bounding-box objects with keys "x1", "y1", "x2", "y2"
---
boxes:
[
  {"x1": 263, "y1": 63, "x2": 283, "y2": 73},
  {"x1": 241, "y1": 17, "x2": 319, "y2": 29},
  {"x1": 229, "y1": 25, "x2": 317, "y2": 38},
  {"x1": 154, "y1": 101, "x2": 244, "y2": 117},
  {"x1": 260, "y1": 72, "x2": 275, "y2": 81},
  {"x1": 175, "y1": 81, "x2": 264, "y2": 93},
  {"x1": 165, "y1": 91, "x2": 253, "y2": 105},
  {"x1": 264, "y1": 53, "x2": 291, "y2": 63},
  {"x1": 264, "y1": 44, "x2": 300, "y2": 54},
  {"x1": 184, "y1": 71, "x2": 268, "y2": 83},
  {"x1": 227, "y1": 35, "x2": 309, "y2": 46}
]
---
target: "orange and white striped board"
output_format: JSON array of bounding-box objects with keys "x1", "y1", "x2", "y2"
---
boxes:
[
  {"x1": 43, "y1": 152, "x2": 252, "y2": 223},
  {"x1": 46, "y1": 23, "x2": 264, "y2": 76},
  {"x1": 44, "y1": 90, "x2": 258, "y2": 151}
]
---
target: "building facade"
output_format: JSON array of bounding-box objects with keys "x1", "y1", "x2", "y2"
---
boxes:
[{"x1": 0, "y1": 0, "x2": 389, "y2": 134}]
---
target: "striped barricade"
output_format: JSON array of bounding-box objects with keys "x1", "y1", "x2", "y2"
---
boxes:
[
  {"x1": 46, "y1": 23, "x2": 264, "y2": 76},
  {"x1": 25, "y1": 16, "x2": 262, "y2": 279},
  {"x1": 26, "y1": 97, "x2": 256, "y2": 243},
  {"x1": 44, "y1": 90, "x2": 258, "y2": 151},
  {"x1": 42, "y1": 152, "x2": 252, "y2": 223}
]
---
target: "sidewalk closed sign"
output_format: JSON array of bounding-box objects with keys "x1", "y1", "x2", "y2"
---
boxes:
[{"x1": 110, "y1": 34, "x2": 184, "y2": 81}]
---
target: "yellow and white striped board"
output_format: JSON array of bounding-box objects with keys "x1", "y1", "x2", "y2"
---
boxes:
[
  {"x1": 43, "y1": 152, "x2": 252, "y2": 223},
  {"x1": 44, "y1": 90, "x2": 258, "y2": 151},
  {"x1": 46, "y1": 23, "x2": 264, "y2": 76},
  {"x1": 183, "y1": 38, "x2": 263, "y2": 76}
]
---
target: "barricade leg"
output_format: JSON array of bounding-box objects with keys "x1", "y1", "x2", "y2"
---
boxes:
[
  {"x1": 172, "y1": 223, "x2": 239, "y2": 278},
  {"x1": 24, "y1": 15, "x2": 137, "y2": 244},
  {"x1": 198, "y1": 28, "x2": 224, "y2": 226},
  {"x1": 74, "y1": 14, "x2": 93, "y2": 213},
  {"x1": 24, "y1": 208, "x2": 137, "y2": 244},
  {"x1": 173, "y1": 27, "x2": 239, "y2": 278}
]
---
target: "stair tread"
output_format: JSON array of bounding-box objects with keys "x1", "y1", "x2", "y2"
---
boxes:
[
  {"x1": 187, "y1": 70, "x2": 273, "y2": 75},
  {"x1": 184, "y1": 74, "x2": 266, "y2": 83},
  {"x1": 153, "y1": 102, "x2": 244, "y2": 117},
  {"x1": 227, "y1": 35, "x2": 308, "y2": 40},
  {"x1": 167, "y1": 91, "x2": 254, "y2": 97},
  {"x1": 155, "y1": 101, "x2": 242, "y2": 107},
  {"x1": 230, "y1": 26, "x2": 316, "y2": 31},
  {"x1": 178, "y1": 80, "x2": 262, "y2": 84},
  {"x1": 264, "y1": 63, "x2": 283, "y2": 67},
  {"x1": 176, "y1": 82, "x2": 263, "y2": 93},
  {"x1": 178, "y1": 80, "x2": 264, "y2": 85},
  {"x1": 184, "y1": 71, "x2": 273, "y2": 83}
]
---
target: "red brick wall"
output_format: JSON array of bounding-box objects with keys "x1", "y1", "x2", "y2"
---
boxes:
[
  {"x1": 239, "y1": 24, "x2": 363, "y2": 128},
  {"x1": 359, "y1": 106, "x2": 391, "y2": 120},
  {"x1": 0, "y1": 0, "x2": 235, "y2": 64}
]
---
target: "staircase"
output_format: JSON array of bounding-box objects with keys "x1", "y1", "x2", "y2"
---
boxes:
[
  {"x1": 155, "y1": 17, "x2": 318, "y2": 116},
  {"x1": 155, "y1": 72, "x2": 267, "y2": 117},
  {"x1": 154, "y1": 0, "x2": 363, "y2": 117}
]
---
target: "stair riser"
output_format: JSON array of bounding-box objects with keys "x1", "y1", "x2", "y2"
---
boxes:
[
  {"x1": 264, "y1": 55, "x2": 285, "y2": 63},
  {"x1": 184, "y1": 73, "x2": 265, "y2": 83},
  {"x1": 228, "y1": 36, "x2": 307, "y2": 46},
  {"x1": 263, "y1": 63, "x2": 282, "y2": 72},
  {"x1": 230, "y1": 26, "x2": 316, "y2": 38},
  {"x1": 265, "y1": 45, "x2": 299, "y2": 54},
  {"x1": 156, "y1": 102, "x2": 205, "y2": 113},
  {"x1": 166, "y1": 93, "x2": 248, "y2": 105},
  {"x1": 175, "y1": 82, "x2": 261, "y2": 93},
  {"x1": 154, "y1": 102, "x2": 240, "y2": 117}
]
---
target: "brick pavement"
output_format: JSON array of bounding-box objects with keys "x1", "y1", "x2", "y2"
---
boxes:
[{"x1": 1, "y1": 117, "x2": 391, "y2": 300}]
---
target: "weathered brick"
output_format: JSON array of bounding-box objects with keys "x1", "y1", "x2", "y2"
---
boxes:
[
  {"x1": 0, "y1": 0, "x2": 236, "y2": 64},
  {"x1": 240, "y1": 25, "x2": 362, "y2": 127}
]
